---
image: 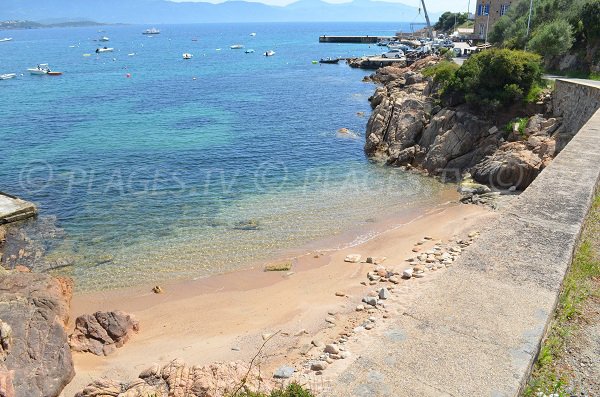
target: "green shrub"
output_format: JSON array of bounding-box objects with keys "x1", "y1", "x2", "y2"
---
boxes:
[
  {"x1": 232, "y1": 383, "x2": 315, "y2": 397},
  {"x1": 443, "y1": 49, "x2": 543, "y2": 110},
  {"x1": 528, "y1": 19, "x2": 574, "y2": 58},
  {"x1": 422, "y1": 60, "x2": 459, "y2": 91}
]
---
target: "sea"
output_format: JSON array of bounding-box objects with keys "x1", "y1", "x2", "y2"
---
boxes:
[{"x1": 0, "y1": 22, "x2": 452, "y2": 290}]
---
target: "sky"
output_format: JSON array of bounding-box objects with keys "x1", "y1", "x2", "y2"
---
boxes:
[{"x1": 169, "y1": 0, "x2": 474, "y2": 13}]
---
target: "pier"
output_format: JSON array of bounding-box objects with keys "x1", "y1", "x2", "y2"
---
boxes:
[
  {"x1": 319, "y1": 35, "x2": 394, "y2": 44},
  {"x1": 0, "y1": 192, "x2": 37, "y2": 224}
]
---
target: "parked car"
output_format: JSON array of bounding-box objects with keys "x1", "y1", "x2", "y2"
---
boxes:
[{"x1": 381, "y1": 49, "x2": 405, "y2": 58}]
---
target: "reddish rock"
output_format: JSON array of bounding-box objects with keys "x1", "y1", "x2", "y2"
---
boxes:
[{"x1": 69, "y1": 311, "x2": 139, "y2": 356}]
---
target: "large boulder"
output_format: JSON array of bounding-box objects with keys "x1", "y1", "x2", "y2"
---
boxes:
[
  {"x1": 0, "y1": 272, "x2": 74, "y2": 397},
  {"x1": 76, "y1": 359, "x2": 276, "y2": 397},
  {"x1": 69, "y1": 311, "x2": 139, "y2": 356},
  {"x1": 472, "y1": 142, "x2": 544, "y2": 190}
]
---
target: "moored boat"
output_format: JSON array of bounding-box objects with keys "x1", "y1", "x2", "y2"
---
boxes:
[
  {"x1": 230, "y1": 44, "x2": 244, "y2": 49},
  {"x1": 99, "y1": 36, "x2": 110, "y2": 42},
  {"x1": 142, "y1": 28, "x2": 160, "y2": 35},
  {"x1": 264, "y1": 50, "x2": 275, "y2": 57},
  {"x1": 245, "y1": 49, "x2": 255, "y2": 53},
  {"x1": 249, "y1": 32, "x2": 257, "y2": 36},
  {"x1": 319, "y1": 57, "x2": 340, "y2": 64},
  {"x1": 183, "y1": 53, "x2": 193, "y2": 59},
  {"x1": 96, "y1": 47, "x2": 114, "y2": 53},
  {"x1": 0, "y1": 73, "x2": 16, "y2": 80},
  {"x1": 27, "y1": 64, "x2": 50, "y2": 75},
  {"x1": 47, "y1": 71, "x2": 63, "y2": 76},
  {"x1": 0, "y1": 38, "x2": 13, "y2": 42}
]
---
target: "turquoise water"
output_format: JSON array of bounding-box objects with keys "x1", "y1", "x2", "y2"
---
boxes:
[{"x1": 0, "y1": 23, "x2": 449, "y2": 290}]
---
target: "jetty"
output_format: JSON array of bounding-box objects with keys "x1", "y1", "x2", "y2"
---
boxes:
[
  {"x1": 0, "y1": 192, "x2": 37, "y2": 224},
  {"x1": 319, "y1": 35, "x2": 394, "y2": 44}
]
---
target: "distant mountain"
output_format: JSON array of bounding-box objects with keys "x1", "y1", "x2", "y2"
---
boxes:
[
  {"x1": 0, "y1": 19, "x2": 107, "y2": 30},
  {"x1": 0, "y1": 0, "x2": 429, "y2": 24}
]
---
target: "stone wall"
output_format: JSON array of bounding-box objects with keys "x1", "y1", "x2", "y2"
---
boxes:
[{"x1": 553, "y1": 79, "x2": 600, "y2": 137}]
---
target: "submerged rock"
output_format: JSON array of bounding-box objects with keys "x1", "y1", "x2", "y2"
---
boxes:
[{"x1": 233, "y1": 219, "x2": 260, "y2": 230}]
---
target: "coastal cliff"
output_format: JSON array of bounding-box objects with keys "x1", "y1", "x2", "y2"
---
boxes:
[{"x1": 364, "y1": 57, "x2": 567, "y2": 191}]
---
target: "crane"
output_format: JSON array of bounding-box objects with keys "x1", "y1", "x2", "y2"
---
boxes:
[{"x1": 420, "y1": 0, "x2": 434, "y2": 39}]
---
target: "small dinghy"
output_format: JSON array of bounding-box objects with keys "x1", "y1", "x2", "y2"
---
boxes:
[
  {"x1": 264, "y1": 50, "x2": 275, "y2": 57},
  {"x1": 183, "y1": 53, "x2": 193, "y2": 59},
  {"x1": 96, "y1": 47, "x2": 114, "y2": 53},
  {"x1": 230, "y1": 44, "x2": 244, "y2": 49},
  {"x1": 245, "y1": 49, "x2": 255, "y2": 53},
  {"x1": 47, "y1": 71, "x2": 63, "y2": 76},
  {"x1": 0, "y1": 73, "x2": 16, "y2": 80}
]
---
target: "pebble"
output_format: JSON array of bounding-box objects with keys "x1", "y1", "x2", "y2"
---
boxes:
[
  {"x1": 413, "y1": 265, "x2": 426, "y2": 273},
  {"x1": 344, "y1": 254, "x2": 362, "y2": 263},
  {"x1": 273, "y1": 366, "x2": 295, "y2": 379},
  {"x1": 412, "y1": 247, "x2": 421, "y2": 252},
  {"x1": 468, "y1": 231, "x2": 478, "y2": 238},
  {"x1": 362, "y1": 296, "x2": 378, "y2": 306},
  {"x1": 335, "y1": 291, "x2": 346, "y2": 297},
  {"x1": 424, "y1": 236, "x2": 433, "y2": 240},
  {"x1": 325, "y1": 357, "x2": 334, "y2": 364},
  {"x1": 340, "y1": 351, "x2": 351, "y2": 359},
  {"x1": 328, "y1": 310, "x2": 338, "y2": 316},
  {"x1": 402, "y1": 268, "x2": 413, "y2": 279},
  {"x1": 364, "y1": 323, "x2": 374, "y2": 330},
  {"x1": 389, "y1": 276, "x2": 400, "y2": 284},
  {"x1": 413, "y1": 273, "x2": 425, "y2": 278},
  {"x1": 312, "y1": 340, "x2": 325, "y2": 348},
  {"x1": 356, "y1": 304, "x2": 365, "y2": 311},
  {"x1": 152, "y1": 285, "x2": 163, "y2": 294},
  {"x1": 368, "y1": 316, "x2": 376, "y2": 322},
  {"x1": 262, "y1": 333, "x2": 272, "y2": 341},
  {"x1": 311, "y1": 361, "x2": 328, "y2": 371},
  {"x1": 325, "y1": 317, "x2": 336, "y2": 324},
  {"x1": 324, "y1": 344, "x2": 340, "y2": 354},
  {"x1": 231, "y1": 346, "x2": 241, "y2": 351},
  {"x1": 378, "y1": 288, "x2": 391, "y2": 300}
]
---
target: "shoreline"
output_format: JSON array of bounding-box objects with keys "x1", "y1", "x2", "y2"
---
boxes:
[{"x1": 62, "y1": 199, "x2": 496, "y2": 395}]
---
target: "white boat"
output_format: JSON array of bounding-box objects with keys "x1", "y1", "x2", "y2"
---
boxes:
[
  {"x1": 99, "y1": 36, "x2": 110, "y2": 42},
  {"x1": 245, "y1": 49, "x2": 255, "y2": 53},
  {"x1": 230, "y1": 44, "x2": 244, "y2": 49},
  {"x1": 95, "y1": 47, "x2": 114, "y2": 53},
  {"x1": 0, "y1": 73, "x2": 16, "y2": 80},
  {"x1": 27, "y1": 64, "x2": 50, "y2": 75},
  {"x1": 249, "y1": 32, "x2": 256, "y2": 37},
  {"x1": 264, "y1": 50, "x2": 275, "y2": 57},
  {"x1": 183, "y1": 53, "x2": 193, "y2": 59},
  {"x1": 0, "y1": 38, "x2": 13, "y2": 42},
  {"x1": 142, "y1": 28, "x2": 160, "y2": 35}
]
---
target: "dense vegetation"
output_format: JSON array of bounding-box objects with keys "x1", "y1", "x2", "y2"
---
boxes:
[
  {"x1": 434, "y1": 12, "x2": 469, "y2": 32},
  {"x1": 233, "y1": 383, "x2": 315, "y2": 397},
  {"x1": 489, "y1": 0, "x2": 600, "y2": 74},
  {"x1": 424, "y1": 49, "x2": 543, "y2": 110}
]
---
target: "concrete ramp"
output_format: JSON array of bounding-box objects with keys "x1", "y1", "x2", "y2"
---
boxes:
[{"x1": 0, "y1": 193, "x2": 37, "y2": 224}]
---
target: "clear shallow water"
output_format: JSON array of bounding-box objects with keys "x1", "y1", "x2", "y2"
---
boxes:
[{"x1": 0, "y1": 22, "x2": 450, "y2": 290}]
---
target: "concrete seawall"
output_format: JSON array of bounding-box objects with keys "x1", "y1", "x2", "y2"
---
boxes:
[
  {"x1": 0, "y1": 192, "x2": 37, "y2": 225},
  {"x1": 331, "y1": 79, "x2": 600, "y2": 396}
]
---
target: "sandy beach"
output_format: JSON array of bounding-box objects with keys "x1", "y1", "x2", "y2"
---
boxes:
[{"x1": 61, "y1": 200, "x2": 496, "y2": 396}]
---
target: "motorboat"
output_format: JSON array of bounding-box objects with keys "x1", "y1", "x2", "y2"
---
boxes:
[
  {"x1": 249, "y1": 32, "x2": 257, "y2": 37},
  {"x1": 183, "y1": 53, "x2": 193, "y2": 59},
  {"x1": 99, "y1": 36, "x2": 110, "y2": 42},
  {"x1": 244, "y1": 49, "x2": 255, "y2": 53},
  {"x1": 142, "y1": 28, "x2": 160, "y2": 35},
  {"x1": 264, "y1": 50, "x2": 275, "y2": 57},
  {"x1": 27, "y1": 64, "x2": 50, "y2": 75},
  {"x1": 0, "y1": 38, "x2": 13, "y2": 42},
  {"x1": 47, "y1": 71, "x2": 63, "y2": 76},
  {"x1": 0, "y1": 73, "x2": 16, "y2": 80},
  {"x1": 96, "y1": 47, "x2": 114, "y2": 53},
  {"x1": 230, "y1": 44, "x2": 244, "y2": 49},
  {"x1": 319, "y1": 57, "x2": 340, "y2": 64}
]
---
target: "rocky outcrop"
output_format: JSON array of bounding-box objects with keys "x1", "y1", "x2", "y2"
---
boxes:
[
  {"x1": 364, "y1": 59, "x2": 564, "y2": 191},
  {"x1": 0, "y1": 271, "x2": 74, "y2": 397},
  {"x1": 76, "y1": 359, "x2": 275, "y2": 397},
  {"x1": 69, "y1": 310, "x2": 139, "y2": 356}
]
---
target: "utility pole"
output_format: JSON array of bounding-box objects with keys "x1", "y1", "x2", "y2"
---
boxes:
[
  {"x1": 525, "y1": 0, "x2": 534, "y2": 49},
  {"x1": 420, "y1": 0, "x2": 434, "y2": 39}
]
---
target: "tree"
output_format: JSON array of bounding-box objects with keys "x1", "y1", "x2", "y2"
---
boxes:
[
  {"x1": 434, "y1": 12, "x2": 468, "y2": 32},
  {"x1": 528, "y1": 19, "x2": 574, "y2": 58}
]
